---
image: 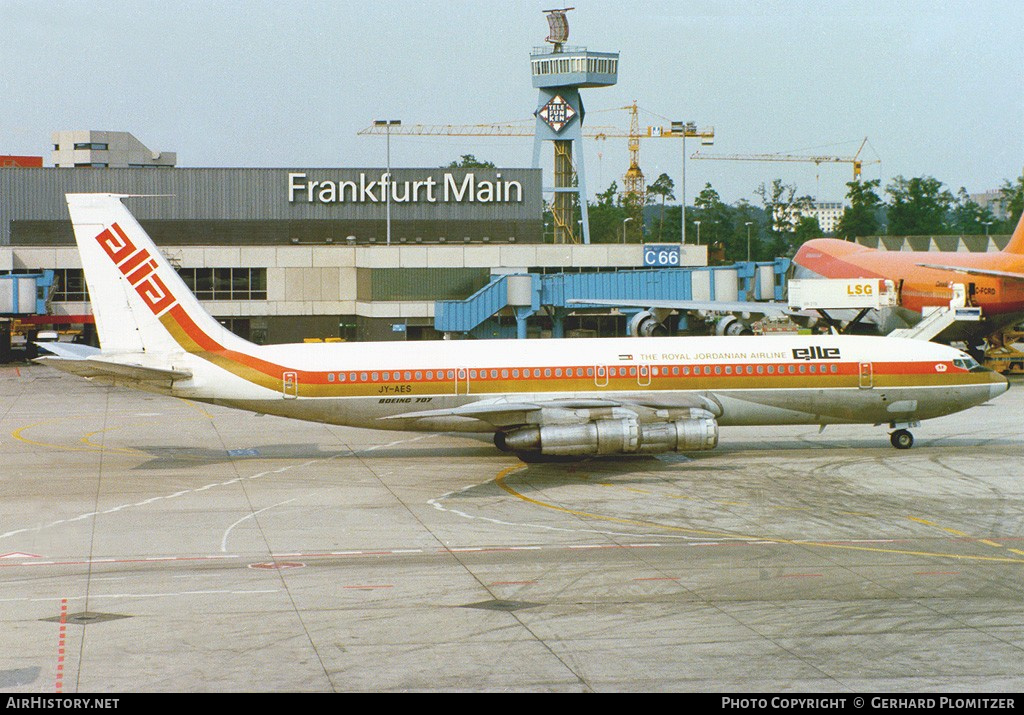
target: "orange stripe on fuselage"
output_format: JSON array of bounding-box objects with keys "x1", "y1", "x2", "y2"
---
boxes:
[{"x1": 155, "y1": 302, "x2": 987, "y2": 398}]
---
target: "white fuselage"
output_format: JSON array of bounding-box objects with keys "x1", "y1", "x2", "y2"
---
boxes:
[{"x1": 157, "y1": 333, "x2": 1005, "y2": 432}]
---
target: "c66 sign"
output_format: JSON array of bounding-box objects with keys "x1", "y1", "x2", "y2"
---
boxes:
[{"x1": 643, "y1": 244, "x2": 681, "y2": 267}]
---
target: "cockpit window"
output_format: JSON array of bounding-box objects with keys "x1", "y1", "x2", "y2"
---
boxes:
[{"x1": 953, "y1": 355, "x2": 986, "y2": 372}]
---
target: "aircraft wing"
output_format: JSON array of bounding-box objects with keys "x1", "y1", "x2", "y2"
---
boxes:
[
  {"x1": 34, "y1": 343, "x2": 192, "y2": 384},
  {"x1": 915, "y1": 264, "x2": 1024, "y2": 282},
  {"x1": 566, "y1": 298, "x2": 792, "y2": 316},
  {"x1": 379, "y1": 394, "x2": 721, "y2": 428}
]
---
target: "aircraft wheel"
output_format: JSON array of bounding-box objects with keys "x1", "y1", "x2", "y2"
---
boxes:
[{"x1": 890, "y1": 429, "x2": 914, "y2": 450}]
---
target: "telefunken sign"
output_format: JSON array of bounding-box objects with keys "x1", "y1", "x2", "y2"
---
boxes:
[{"x1": 287, "y1": 172, "x2": 525, "y2": 205}]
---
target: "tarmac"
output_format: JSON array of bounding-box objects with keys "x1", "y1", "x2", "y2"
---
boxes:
[{"x1": 1, "y1": 364, "x2": 1022, "y2": 693}]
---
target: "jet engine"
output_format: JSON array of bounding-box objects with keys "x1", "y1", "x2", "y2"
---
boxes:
[
  {"x1": 497, "y1": 413, "x2": 718, "y2": 457},
  {"x1": 714, "y1": 315, "x2": 753, "y2": 336},
  {"x1": 628, "y1": 310, "x2": 668, "y2": 337}
]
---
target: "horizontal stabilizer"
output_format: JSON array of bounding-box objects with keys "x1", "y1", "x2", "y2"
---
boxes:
[
  {"x1": 33, "y1": 341, "x2": 101, "y2": 360},
  {"x1": 35, "y1": 354, "x2": 191, "y2": 383}
]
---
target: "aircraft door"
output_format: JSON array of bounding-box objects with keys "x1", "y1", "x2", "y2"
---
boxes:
[
  {"x1": 637, "y1": 364, "x2": 652, "y2": 387},
  {"x1": 454, "y1": 367, "x2": 471, "y2": 395},
  {"x1": 858, "y1": 362, "x2": 873, "y2": 389},
  {"x1": 594, "y1": 365, "x2": 610, "y2": 388},
  {"x1": 282, "y1": 371, "x2": 299, "y2": 399}
]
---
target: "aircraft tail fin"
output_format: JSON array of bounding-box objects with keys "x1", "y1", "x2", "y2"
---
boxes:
[
  {"x1": 1002, "y1": 210, "x2": 1024, "y2": 255},
  {"x1": 66, "y1": 194, "x2": 250, "y2": 356}
]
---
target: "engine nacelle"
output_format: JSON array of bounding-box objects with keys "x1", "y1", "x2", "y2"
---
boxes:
[
  {"x1": 501, "y1": 416, "x2": 718, "y2": 456},
  {"x1": 715, "y1": 315, "x2": 753, "y2": 336},
  {"x1": 628, "y1": 310, "x2": 667, "y2": 337}
]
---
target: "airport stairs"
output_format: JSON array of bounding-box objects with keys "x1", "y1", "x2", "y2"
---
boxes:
[
  {"x1": 888, "y1": 305, "x2": 983, "y2": 341},
  {"x1": 888, "y1": 284, "x2": 983, "y2": 342}
]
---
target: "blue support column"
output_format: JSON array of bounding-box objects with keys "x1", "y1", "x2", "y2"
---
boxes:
[{"x1": 515, "y1": 307, "x2": 533, "y2": 339}]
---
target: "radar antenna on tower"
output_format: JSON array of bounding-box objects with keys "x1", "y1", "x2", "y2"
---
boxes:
[{"x1": 544, "y1": 7, "x2": 572, "y2": 50}]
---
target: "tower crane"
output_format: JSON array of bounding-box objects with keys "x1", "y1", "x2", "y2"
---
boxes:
[
  {"x1": 690, "y1": 137, "x2": 879, "y2": 180},
  {"x1": 358, "y1": 115, "x2": 714, "y2": 242}
]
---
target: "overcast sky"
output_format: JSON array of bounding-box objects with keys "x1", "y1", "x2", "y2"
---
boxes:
[{"x1": 2, "y1": 0, "x2": 1022, "y2": 205}]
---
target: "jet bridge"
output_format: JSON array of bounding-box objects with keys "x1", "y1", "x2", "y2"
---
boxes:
[{"x1": 435, "y1": 260, "x2": 788, "y2": 339}]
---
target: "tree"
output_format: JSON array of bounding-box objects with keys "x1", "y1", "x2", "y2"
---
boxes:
[
  {"x1": 690, "y1": 183, "x2": 733, "y2": 250},
  {"x1": 835, "y1": 179, "x2": 882, "y2": 239},
  {"x1": 755, "y1": 179, "x2": 814, "y2": 256},
  {"x1": 999, "y1": 173, "x2": 1023, "y2": 230},
  {"x1": 885, "y1": 175, "x2": 953, "y2": 235},
  {"x1": 948, "y1": 187, "x2": 997, "y2": 235},
  {"x1": 727, "y1": 201, "x2": 762, "y2": 262},
  {"x1": 794, "y1": 215, "x2": 823, "y2": 246},
  {"x1": 646, "y1": 173, "x2": 676, "y2": 241},
  {"x1": 585, "y1": 181, "x2": 630, "y2": 243},
  {"x1": 446, "y1": 154, "x2": 496, "y2": 168}
]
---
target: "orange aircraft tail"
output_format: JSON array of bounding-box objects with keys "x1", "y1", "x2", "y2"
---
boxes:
[{"x1": 1002, "y1": 210, "x2": 1024, "y2": 255}]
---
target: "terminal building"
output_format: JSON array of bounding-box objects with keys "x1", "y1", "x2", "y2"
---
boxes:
[{"x1": 0, "y1": 151, "x2": 709, "y2": 346}]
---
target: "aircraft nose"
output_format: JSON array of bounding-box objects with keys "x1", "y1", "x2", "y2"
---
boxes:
[{"x1": 990, "y1": 375, "x2": 1010, "y2": 400}]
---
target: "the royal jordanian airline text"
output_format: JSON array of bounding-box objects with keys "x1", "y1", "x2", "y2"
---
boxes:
[{"x1": 288, "y1": 172, "x2": 524, "y2": 204}]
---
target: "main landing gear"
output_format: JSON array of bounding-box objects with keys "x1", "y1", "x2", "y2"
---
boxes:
[{"x1": 889, "y1": 429, "x2": 914, "y2": 450}]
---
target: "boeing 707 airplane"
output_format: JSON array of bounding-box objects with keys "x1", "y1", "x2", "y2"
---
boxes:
[{"x1": 37, "y1": 194, "x2": 1008, "y2": 458}]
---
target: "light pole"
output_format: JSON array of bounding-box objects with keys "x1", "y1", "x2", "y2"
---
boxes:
[
  {"x1": 745, "y1": 221, "x2": 753, "y2": 262},
  {"x1": 374, "y1": 119, "x2": 401, "y2": 245},
  {"x1": 622, "y1": 216, "x2": 633, "y2": 243},
  {"x1": 680, "y1": 132, "x2": 687, "y2": 244},
  {"x1": 982, "y1": 220, "x2": 993, "y2": 237},
  {"x1": 693, "y1": 220, "x2": 701, "y2": 246}
]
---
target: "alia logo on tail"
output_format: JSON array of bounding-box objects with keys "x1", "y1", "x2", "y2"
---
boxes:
[{"x1": 96, "y1": 222, "x2": 178, "y2": 316}]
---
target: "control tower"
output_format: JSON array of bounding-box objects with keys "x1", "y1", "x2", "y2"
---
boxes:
[{"x1": 531, "y1": 8, "x2": 618, "y2": 244}]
